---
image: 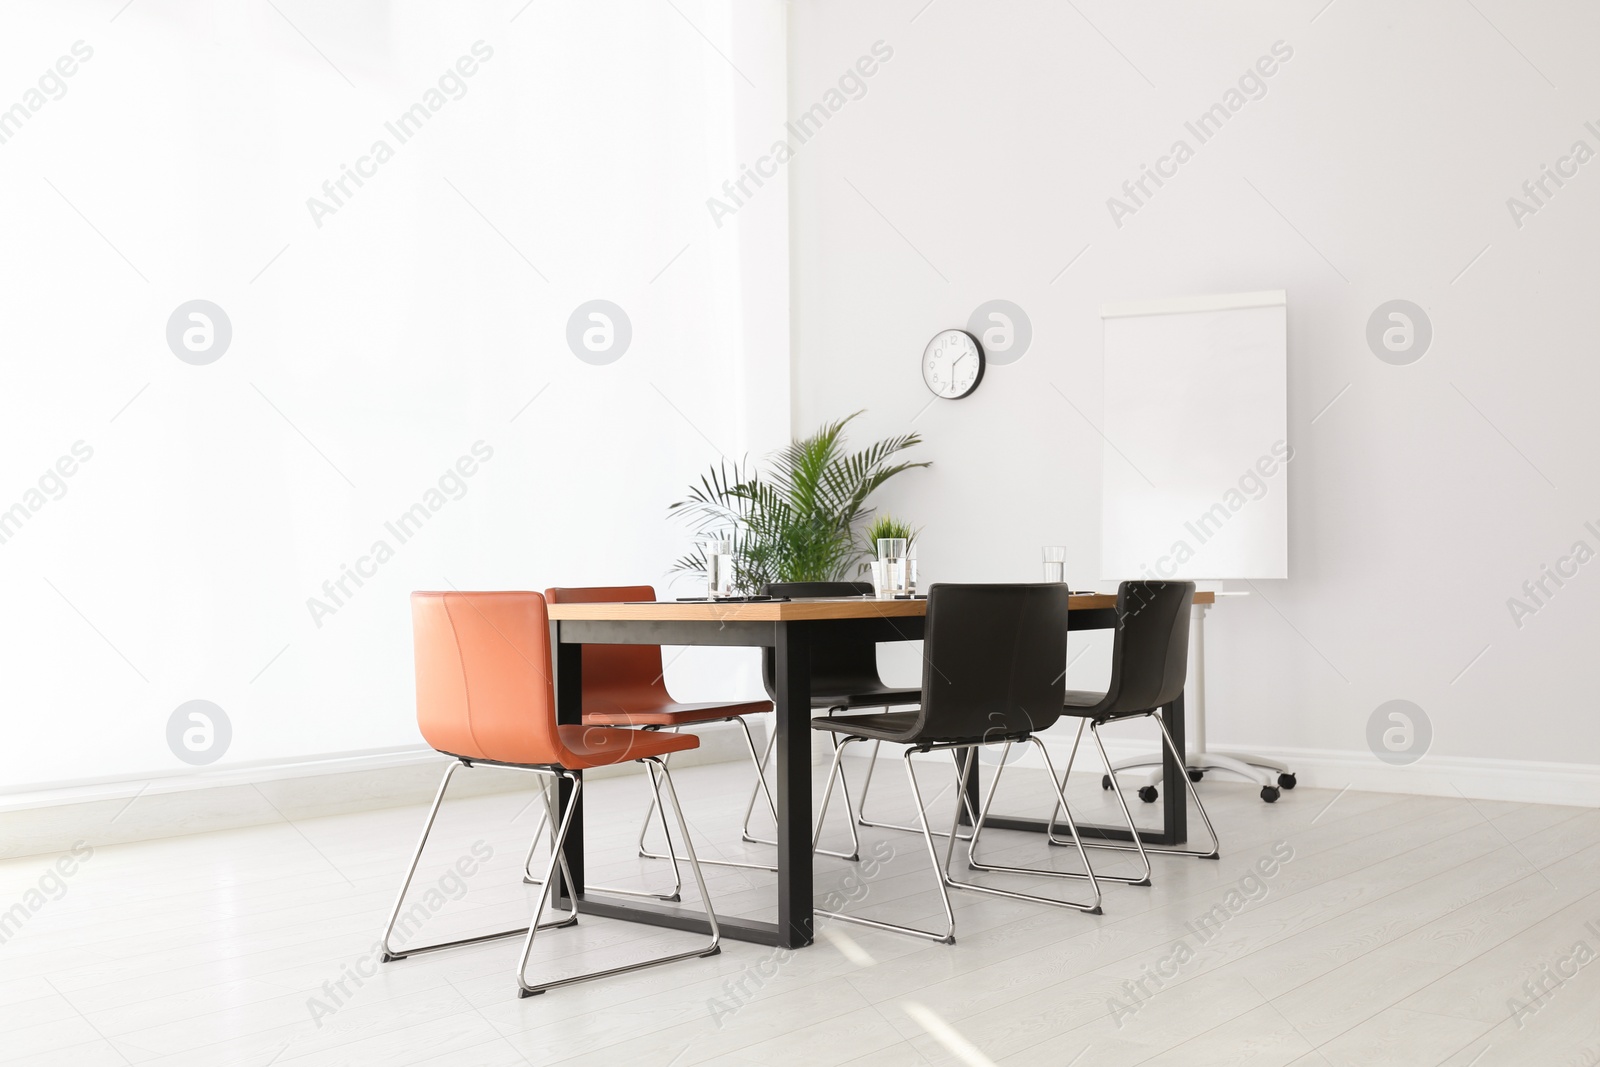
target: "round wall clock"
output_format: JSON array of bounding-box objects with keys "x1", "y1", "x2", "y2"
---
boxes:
[{"x1": 921, "y1": 329, "x2": 985, "y2": 399}]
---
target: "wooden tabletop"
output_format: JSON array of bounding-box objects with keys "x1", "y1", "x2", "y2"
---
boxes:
[{"x1": 547, "y1": 591, "x2": 1213, "y2": 622}]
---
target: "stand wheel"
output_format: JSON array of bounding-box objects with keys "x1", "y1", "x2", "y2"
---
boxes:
[
  {"x1": 1137, "y1": 786, "x2": 1159, "y2": 804},
  {"x1": 1187, "y1": 769, "x2": 1204, "y2": 783},
  {"x1": 1101, "y1": 775, "x2": 1113, "y2": 791},
  {"x1": 1260, "y1": 786, "x2": 1281, "y2": 803},
  {"x1": 1278, "y1": 773, "x2": 1297, "y2": 790}
]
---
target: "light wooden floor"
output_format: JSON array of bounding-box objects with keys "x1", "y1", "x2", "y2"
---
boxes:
[{"x1": 3, "y1": 754, "x2": 1599, "y2": 1066}]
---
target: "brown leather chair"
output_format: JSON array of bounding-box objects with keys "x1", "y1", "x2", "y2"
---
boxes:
[
  {"x1": 380, "y1": 591, "x2": 720, "y2": 998},
  {"x1": 541, "y1": 585, "x2": 778, "y2": 883}
]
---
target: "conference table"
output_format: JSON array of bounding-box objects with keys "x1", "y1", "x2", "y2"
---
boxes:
[{"x1": 546, "y1": 591, "x2": 1213, "y2": 949}]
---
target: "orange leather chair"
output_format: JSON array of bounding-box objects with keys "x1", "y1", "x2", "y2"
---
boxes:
[
  {"x1": 541, "y1": 586, "x2": 779, "y2": 883},
  {"x1": 380, "y1": 591, "x2": 720, "y2": 998}
]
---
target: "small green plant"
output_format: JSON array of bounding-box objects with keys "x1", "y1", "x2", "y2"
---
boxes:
[{"x1": 864, "y1": 514, "x2": 915, "y2": 555}]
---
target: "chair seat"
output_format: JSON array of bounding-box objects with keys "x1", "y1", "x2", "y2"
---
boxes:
[
  {"x1": 1062, "y1": 690, "x2": 1154, "y2": 721},
  {"x1": 583, "y1": 699, "x2": 773, "y2": 728},
  {"x1": 557, "y1": 724, "x2": 698, "y2": 768},
  {"x1": 813, "y1": 709, "x2": 1036, "y2": 747},
  {"x1": 811, "y1": 710, "x2": 927, "y2": 743},
  {"x1": 815, "y1": 685, "x2": 921, "y2": 711}
]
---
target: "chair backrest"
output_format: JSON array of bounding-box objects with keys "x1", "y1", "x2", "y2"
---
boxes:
[
  {"x1": 914, "y1": 583, "x2": 1070, "y2": 744},
  {"x1": 759, "y1": 581, "x2": 880, "y2": 700},
  {"x1": 544, "y1": 585, "x2": 669, "y2": 715},
  {"x1": 411, "y1": 591, "x2": 563, "y2": 766},
  {"x1": 1097, "y1": 581, "x2": 1195, "y2": 717}
]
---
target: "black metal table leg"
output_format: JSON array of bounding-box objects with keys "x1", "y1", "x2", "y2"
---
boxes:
[
  {"x1": 551, "y1": 626, "x2": 584, "y2": 899},
  {"x1": 1160, "y1": 691, "x2": 1188, "y2": 844},
  {"x1": 774, "y1": 621, "x2": 814, "y2": 949},
  {"x1": 962, "y1": 748, "x2": 980, "y2": 828}
]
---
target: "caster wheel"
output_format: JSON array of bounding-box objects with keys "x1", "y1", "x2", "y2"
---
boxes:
[
  {"x1": 1278, "y1": 773, "x2": 1297, "y2": 790},
  {"x1": 1138, "y1": 786, "x2": 1159, "y2": 804},
  {"x1": 1101, "y1": 775, "x2": 1114, "y2": 791},
  {"x1": 1260, "y1": 786, "x2": 1281, "y2": 803},
  {"x1": 1187, "y1": 769, "x2": 1204, "y2": 783}
]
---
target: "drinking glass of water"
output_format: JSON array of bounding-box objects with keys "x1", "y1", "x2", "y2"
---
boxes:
[
  {"x1": 869, "y1": 559, "x2": 890, "y2": 599},
  {"x1": 705, "y1": 539, "x2": 735, "y2": 598},
  {"x1": 1042, "y1": 546, "x2": 1066, "y2": 583},
  {"x1": 877, "y1": 538, "x2": 909, "y2": 596}
]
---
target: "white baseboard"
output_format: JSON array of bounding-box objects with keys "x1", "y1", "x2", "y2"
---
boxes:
[
  {"x1": 12, "y1": 723, "x2": 1590, "y2": 861},
  {"x1": 900, "y1": 735, "x2": 1600, "y2": 808},
  {"x1": 1173, "y1": 742, "x2": 1600, "y2": 808},
  {"x1": 0, "y1": 720, "x2": 767, "y2": 861}
]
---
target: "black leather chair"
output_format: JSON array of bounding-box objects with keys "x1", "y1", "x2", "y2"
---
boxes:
[
  {"x1": 974, "y1": 580, "x2": 1219, "y2": 882},
  {"x1": 743, "y1": 580, "x2": 922, "y2": 859},
  {"x1": 811, "y1": 583, "x2": 1102, "y2": 944}
]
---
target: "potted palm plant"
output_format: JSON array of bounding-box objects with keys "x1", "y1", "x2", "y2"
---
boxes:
[{"x1": 669, "y1": 412, "x2": 928, "y2": 596}]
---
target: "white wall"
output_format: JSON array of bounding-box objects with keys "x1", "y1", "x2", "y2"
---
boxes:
[
  {"x1": 789, "y1": 0, "x2": 1600, "y2": 790},
  {"x1": 0, "y1": 0, "x2": 788, "y2": 791},
  {"x1": 10, "y1": 0, "x2": 1597, "y2": 803}
]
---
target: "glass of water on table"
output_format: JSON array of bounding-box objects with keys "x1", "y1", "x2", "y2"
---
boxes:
[
  {"x1": 877, "y1": 538, "x2": 909, "y2": 597},
  {"x1": 1042, "y1": 546, "x2": 1066, "y2": 584},
  {"x1": 705, "y1": 539, "x2": 735, "y2": 598}
]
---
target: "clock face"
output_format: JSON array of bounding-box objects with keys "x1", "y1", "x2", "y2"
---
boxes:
[{"x1": 922, "y1": 329, "x2": 985, "y2": 399}]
